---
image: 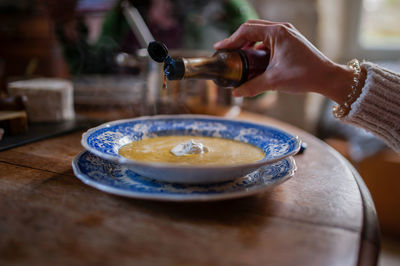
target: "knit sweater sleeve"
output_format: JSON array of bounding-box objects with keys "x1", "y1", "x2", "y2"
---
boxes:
[{"x1": 341, "y1": 61, "x2": 400, "y2": 153}]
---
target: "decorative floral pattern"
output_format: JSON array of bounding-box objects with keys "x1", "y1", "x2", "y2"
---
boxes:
[
  {"x1": 83, "y1": 115, "x2": 300, "y2": 160},
  {"x1": 72, "y1": 151, "x2": 297, "y2": 201},
  {"x1": 80, "y1": 115, "x2": 300, "y2": 183}
]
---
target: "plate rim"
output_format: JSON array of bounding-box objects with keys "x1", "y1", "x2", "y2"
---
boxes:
[
  {"x1": 72, "y1": 150, "x2": 297, "y2": 202},
  {"x1": 81, "y1": 114, "x2": 301, "y2": 171}
]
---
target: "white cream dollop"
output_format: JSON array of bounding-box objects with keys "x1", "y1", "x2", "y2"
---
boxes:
[{"x1": 170, "y1": 139, "x2": 209, "y2": 156}]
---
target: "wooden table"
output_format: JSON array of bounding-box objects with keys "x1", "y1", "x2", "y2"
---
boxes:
[{"x1": 0, "y1": 112, "x2": 380, "y2": 266}]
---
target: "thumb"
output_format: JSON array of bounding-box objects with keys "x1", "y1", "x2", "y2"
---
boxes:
[{"x1": 232, "y1": 71, "x2": 275, "y2": 97}]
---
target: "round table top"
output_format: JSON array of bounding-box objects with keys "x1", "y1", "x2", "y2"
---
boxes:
[{"x1": 0, "y1": 112, "x2": 379, "y2": 266}]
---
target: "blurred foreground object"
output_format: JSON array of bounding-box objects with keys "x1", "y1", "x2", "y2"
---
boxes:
[
  {"x1": 0, "y1": 95, "x2": 28, "y2": 135},
  {"x1": 8, "y1": 78, "x2": 75, "y2": 123},
  {"x1": 50, "y1": 0, "x2": 257, "y2": 75},
  {"x1": 73, "y1": 75, "x2": 146, "y2": 116}
]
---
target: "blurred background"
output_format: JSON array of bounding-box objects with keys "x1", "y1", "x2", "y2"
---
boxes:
[{"x1": 0, "y1": 0, "x2": 399, "y2": 264}]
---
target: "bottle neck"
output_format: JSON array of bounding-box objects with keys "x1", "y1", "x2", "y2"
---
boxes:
[
  {"x1": 181, "y1": 57, "x2": 223, "y2": 79},
  {"x1": 164, "y1": 51, "x2": 244, "y2": 87}
]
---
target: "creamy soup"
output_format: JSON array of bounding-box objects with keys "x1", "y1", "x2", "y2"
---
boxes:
[{"x1": 118, "y1": 136, "x2": 265, "y2": 165}]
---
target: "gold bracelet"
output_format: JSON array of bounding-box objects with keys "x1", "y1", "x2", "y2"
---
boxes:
[{"x1": 332, "y1": 59, "x2": 362, "y2": 118}]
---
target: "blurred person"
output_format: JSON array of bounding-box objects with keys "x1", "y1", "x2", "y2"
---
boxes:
[
  {"x1": 45, "y1": 0, "x2": 257, "y2": 75},
  {"x1": 214, "y1": 20, "x2": 400, "y2": 153}
]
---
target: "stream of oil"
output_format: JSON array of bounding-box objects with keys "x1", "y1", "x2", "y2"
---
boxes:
[{"x1": 162, "y1": 75, "x2": 167, "y2": 90}]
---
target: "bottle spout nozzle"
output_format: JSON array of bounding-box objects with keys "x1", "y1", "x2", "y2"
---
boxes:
[
  {"x1": 147, "y1": 41, "x2": 169, "y2": 63},
  {"x1": 164, "y1": 57, "x2": 185, "y2": 80}
]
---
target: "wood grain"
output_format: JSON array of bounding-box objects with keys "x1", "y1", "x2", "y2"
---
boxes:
[{"x1": 0, "y1": 112, "x2": 379, "y2": 266}]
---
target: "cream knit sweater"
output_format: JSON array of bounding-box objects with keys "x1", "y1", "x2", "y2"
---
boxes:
[{"x1": 342, "y1": 62, "x2": 400, "y2": 153}]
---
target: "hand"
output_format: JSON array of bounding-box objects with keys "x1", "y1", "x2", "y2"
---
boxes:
[{"x1": 214, "y1": 20, "x2": 355, "y2": 105}]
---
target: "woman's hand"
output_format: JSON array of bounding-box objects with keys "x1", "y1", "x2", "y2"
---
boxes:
[{"x1": 214, "y1": 20, "x2": 355, "y2": 105}]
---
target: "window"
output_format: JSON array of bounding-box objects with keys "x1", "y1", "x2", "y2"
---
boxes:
[
  {"x1": 344, "y1": 0, "x2": 400, "y2": 61},
  {"x1": 360, "y1": 0, "x2": 400, "y2": 48}
]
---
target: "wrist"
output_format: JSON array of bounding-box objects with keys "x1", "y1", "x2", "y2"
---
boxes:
[
  {"x1": 324, "y1": 62, "x2": 356, "y2": 105},
  {"x1": 332, "y1": 59, "x2": 366, "y2": 118}
]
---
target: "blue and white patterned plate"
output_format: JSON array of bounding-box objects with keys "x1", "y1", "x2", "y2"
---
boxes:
[
  {"x1": 72, "y1": 151, "x2": 297, "y2": 202},
  {"x1": 81, "y1": 115, "x2": 300, "y2": 184}
]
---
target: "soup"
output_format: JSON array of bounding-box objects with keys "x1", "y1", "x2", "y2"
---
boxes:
[{"x1": 118, "y1": 136, "x2": 265, "y2": 165}]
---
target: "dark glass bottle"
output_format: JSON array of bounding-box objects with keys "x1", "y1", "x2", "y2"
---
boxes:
[{"x1": 148, "y1": 41, "x2": 270, "y2": 88}]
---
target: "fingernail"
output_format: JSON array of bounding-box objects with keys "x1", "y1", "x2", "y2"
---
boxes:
[{"x1": 214, "y1": 41, "x2": 222, "y2": 48}]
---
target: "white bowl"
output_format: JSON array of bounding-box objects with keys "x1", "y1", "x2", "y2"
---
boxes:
[{"x1": 81, "y1": 115, "x2": 300, "y2": 184}]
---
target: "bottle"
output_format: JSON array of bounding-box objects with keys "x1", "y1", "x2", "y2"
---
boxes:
[{"x1": 147, "y1": 41, "x2": 270, "y2": 88}]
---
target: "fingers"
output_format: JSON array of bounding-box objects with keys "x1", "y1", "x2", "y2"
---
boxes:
[
  {"x1": 214, "y1": 20, "x2": 295, "y2": 50},
  {"x1": 214, "y1": 22, "x2": 271, "y2": 50},
  {"x1": 214, "y1": 19, "x2": 306, "y2": 97},
  {"x1": 245, "y1": 19, "x2": 295, "y2": 30},
  {"x1": 242, "y1": 41, "x2": 256, "y2": 49},
  {"x1": 232, "y1": 72, "x2": 274, "y2": 97}
]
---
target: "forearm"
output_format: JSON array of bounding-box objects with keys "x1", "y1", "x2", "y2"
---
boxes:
[{"x1": 319, "y1": 61, "x2": 361, "y2": 106}]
